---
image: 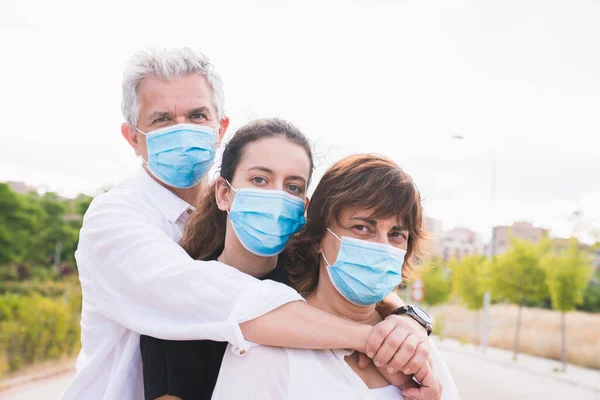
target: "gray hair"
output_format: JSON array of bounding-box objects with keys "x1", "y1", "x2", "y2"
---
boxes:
[{"x1": 121, "y1": 47, "x2": 225, "y2": 127}]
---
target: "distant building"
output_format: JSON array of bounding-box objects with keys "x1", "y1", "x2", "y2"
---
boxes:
[
  {"x1": 440, "y1": 227, "x2": 484, "y2": 262},
  {"x1": 7, "y1": 181, "x2": 36, "y2": 195},
  {"x1": 492, "y1": 221, "x2": 548, "y2": 255},
  {"x1": 422, "y1": 217, "x2": 484, "y2": 261},
  {"x1": 423, "y1": 216, "x2": 444, "y2": 258}
]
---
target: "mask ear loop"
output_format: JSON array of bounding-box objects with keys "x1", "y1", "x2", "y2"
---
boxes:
[
  {"x1": 326, "y1": 227, "x2": 342, "y2": 241},
  {"x1": 321, "y1": 228, "x2": 342, "y2": 266},
  {"x1": 224, "y1": 180, "x2": 237, "y2": 216}
]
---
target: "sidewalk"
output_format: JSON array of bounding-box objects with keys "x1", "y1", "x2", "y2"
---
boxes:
[
  {"x1": 0, "y1": 358, "x2": 76, "y2": 393},
  {"x1": 433, "y1": 336, "x2": 600, "y2": 393}
]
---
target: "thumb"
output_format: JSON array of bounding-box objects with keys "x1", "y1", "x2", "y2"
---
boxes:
[{"x1": 357, "y1": 352, "x2": 372, "y2": 369}]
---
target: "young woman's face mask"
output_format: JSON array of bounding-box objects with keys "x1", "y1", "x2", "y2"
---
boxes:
[{"x1": 227, "y1": 182, "x2": 306, "y2": 256}]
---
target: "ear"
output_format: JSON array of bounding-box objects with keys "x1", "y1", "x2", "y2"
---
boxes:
[
  {"x1": 216, "y1": 116, "x2": 230, "y2": 146},
  {"x1": 215, "y1": 177, "x2": 233, "y2": 212},
  {"x1": 121, "y1": 122, "x2": 141, "y2": 156},
  {"x1": 304, "y1": 195, "x2": 310, "y2": 211}
]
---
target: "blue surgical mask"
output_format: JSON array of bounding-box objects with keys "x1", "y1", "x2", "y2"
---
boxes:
[
  {"x1": 227, "y1": 182, "x2": 306, "y2": 257},
  {"x1": 322, "y1": 228, "x2": 406, "y2": 306},
  {"x1": 137, "y1": 123, "x2": 216, "y2": 188}
]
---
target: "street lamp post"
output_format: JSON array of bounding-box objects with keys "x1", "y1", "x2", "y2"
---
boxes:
[{"x1": 452, "y1": 135, "x2": 496, "y2": 353}]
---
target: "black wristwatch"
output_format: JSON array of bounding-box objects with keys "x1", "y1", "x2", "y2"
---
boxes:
[{"x1": 391, "y1": 305, "x2": 433, "y2": 336}]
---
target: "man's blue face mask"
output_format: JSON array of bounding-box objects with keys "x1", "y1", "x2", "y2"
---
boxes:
[
  {"x1": 322, "y1": 228, "x2": 406, "y2": 306},
  {"x1": 137, "y1": 123, "x2": 216, "y2": 188},
  {"x1": 226, "y1": 181, "x2": 306, "y2": 257}
]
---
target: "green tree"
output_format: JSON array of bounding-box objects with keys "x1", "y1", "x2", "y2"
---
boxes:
[
  {"x1": 422, "y1": 260, "x2": 452, "y2": 306},
  {"x1": 450, "y1": 255, "x2": 489, "y2": 345},
  {"x1": 542, "y1": 240, "x2": 593, "y2": 371},
  {"x1": 492, "y1": 238, "x2": 549, "y2": 360}
]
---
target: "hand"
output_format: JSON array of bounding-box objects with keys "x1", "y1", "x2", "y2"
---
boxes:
[
  {"x1": 400, "y1": 363, "x2": 443, "y2": 400},
  {"x1": 362, "y1": 314, "x2": 432, "y2": 376}
]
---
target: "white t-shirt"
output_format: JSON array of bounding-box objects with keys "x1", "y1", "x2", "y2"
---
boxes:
[{"x1": 212, "y1": 339, "x2": 459, "y2": 400}]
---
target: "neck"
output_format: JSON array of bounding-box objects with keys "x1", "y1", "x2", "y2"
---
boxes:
[
  {"x1": 217, "y1": 221, "x2": 278, "y2": 278},
  {"x1": 145, "y1": 165, "x2": 206, "y2": 205},
  {"x1": 307, "y1": 262, "x2": 382, "y2": 326}
]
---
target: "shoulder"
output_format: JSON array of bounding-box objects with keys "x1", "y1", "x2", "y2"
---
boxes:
[
  {"x1": 82, "y1": 176, "x2": 160, "y2": 228},
  {"x1": 221, "y1": 343, "x2": 291, "y2": 373}
]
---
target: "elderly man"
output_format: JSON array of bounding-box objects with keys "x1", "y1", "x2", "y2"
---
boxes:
[{"x1": 61, "y1": 47, "x2": 441, "y2": 400}]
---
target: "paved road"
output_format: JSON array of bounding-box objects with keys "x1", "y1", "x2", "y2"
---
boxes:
[
  {"x1": 2, "y1": 345, "x2": 599, "y2": 399},
  {"x1": 442, "y1": 346, "x2": 599, "y2": 400}
]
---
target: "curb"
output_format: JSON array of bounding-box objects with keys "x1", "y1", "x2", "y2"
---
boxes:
[{"x1": 0, "y1": 362, "x2": 75, "y2": 393}]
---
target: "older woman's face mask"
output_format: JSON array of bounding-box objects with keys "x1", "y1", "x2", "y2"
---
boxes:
[{"x1": 321, "y1": 228, "x2": 406, "y2": 306}]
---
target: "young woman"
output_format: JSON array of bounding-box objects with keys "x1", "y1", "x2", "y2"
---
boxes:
[
  {"x1": 212, "y1": 154, "x2": 459, "y2": 399},
  {"x1": 139, "y1": 118, "x2": 313, "y2": 400}
]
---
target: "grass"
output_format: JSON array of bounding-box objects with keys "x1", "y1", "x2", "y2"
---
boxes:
[{"x1": 428, "y1": 303, "x2": 600, "y2": 369}]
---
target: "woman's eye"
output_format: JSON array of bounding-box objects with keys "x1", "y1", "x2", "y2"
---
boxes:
[
  {"x1": 287, "y1": 184, "x2": 302, "y2": 193},
  {"x1": 391, "y1": 231, "x2": 408, "y2": 241},
  {"x1": 251, "y1": 177, "x2": 266, "y2": 185},
  {"x1": 352, "y1": 225, "x2": 371, "y2": 235}
]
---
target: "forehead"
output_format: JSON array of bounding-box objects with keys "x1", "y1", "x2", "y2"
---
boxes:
[
  {"x1": 137, "y1": 74, "x2": 216, "y2": 115},
  {"x1": 237, "y1": 136, "x2": 311, "y2": 179}
]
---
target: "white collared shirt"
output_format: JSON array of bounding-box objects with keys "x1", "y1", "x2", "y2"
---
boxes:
[{"x1": 61, "y1": 168, "x2": 303, "y2": 400}]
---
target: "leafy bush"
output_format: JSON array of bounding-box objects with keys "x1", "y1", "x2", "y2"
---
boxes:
[{"x1": 0, "y1": 284, "x2": 81, "y2": 376}]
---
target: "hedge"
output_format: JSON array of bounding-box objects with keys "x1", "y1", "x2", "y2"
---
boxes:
[{"x1": 0, "y1": 284, "x2": 81, "y2": 376}]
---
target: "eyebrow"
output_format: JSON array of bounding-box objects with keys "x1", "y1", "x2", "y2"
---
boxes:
[
  {"x1": 188, "y1": 107, "x2": 212, "y2": 117},
  {"x1": 146, "y1": 107, "x2": 212, "y2": 120},
  {"x1": 148, "y1": 111, "x2": 170, "y2": 120},
  {"x1": 350, "y1": 216, "x2": 407, "y2": 231},
  {"x1": 247, "y1": 166, "x2": 307, "y2": 183}
]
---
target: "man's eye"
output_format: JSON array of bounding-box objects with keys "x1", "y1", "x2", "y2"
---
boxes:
[
  {"x1": 190, "y1": 113, "x2": 207, "y2": 120},
  {"x1": 153, "y1": 117, "x2": 169, "y2": 124}
]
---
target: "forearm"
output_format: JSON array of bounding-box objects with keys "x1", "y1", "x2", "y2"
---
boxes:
[{"x1": 240, "y1": 301, "x2": 372, "y2": 353}]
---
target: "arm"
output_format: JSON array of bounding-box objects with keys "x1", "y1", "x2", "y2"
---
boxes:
[{"x1": 81, "y1": 191, "x2": 370, "y2": 351}]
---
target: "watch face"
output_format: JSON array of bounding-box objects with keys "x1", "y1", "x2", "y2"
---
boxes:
[{"x1": 412, "y1": 306, "x2": 432, "y2": 324}]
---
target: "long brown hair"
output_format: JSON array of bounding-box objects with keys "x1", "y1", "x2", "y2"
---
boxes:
[
  {"x1": 181, "y1": 118, "x2": 314, "y2": 260},
  {"x1": 286, "y1": 154, "x2": 426, "y2": 295}
]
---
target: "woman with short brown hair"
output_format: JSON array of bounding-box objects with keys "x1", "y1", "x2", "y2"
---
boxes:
[{"x1": 212, "y1": 154, "x2": 459, "y2": 399}]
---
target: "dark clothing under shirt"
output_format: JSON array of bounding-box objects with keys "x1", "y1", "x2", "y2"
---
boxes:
[{"x1": 140, "y1": 255, "x2": 290, "y2": 400}]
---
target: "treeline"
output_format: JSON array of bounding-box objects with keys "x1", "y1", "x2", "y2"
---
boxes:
[
  {"x1": 0, "y1": 183, "x2": 93, "y2": 278},
  {"x1": 420, "y1": 238, "x2": 599, "y2": 370}
]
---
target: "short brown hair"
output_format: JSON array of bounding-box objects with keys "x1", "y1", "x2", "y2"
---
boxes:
[{"x1": 286, "y1": 154, "x2": 426, "y2": 295}]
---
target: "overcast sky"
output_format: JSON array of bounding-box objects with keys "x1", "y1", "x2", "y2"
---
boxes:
[{"x1": 1, "y1": 0, "x2": 598, "y2": 242}]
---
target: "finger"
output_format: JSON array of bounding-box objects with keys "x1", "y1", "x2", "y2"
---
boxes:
[
  {"x1": 357, "y1": 352, "x2": 372, "y2": 369},
  {"x1": 413, "y1": 363, "x2": 436, "y2": 388},
  {"x1": 365, "y1": 319, "x2": 396, "y2": 360},
  {"x1": 401, "y1": 341, "x2": 430, "y2": 376},
  {"x1": 399, "y1": 379, "x2": 420, "y2": 391},
  {"x1": 403, "y1": 369, "x2": 438, "y2": 400},
  {"x1": 385, "y1": 333, "x2": 418, "y2": 373},
  {"x1": 373, "y1": 326, "x2": 410, "y2": 370}
]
